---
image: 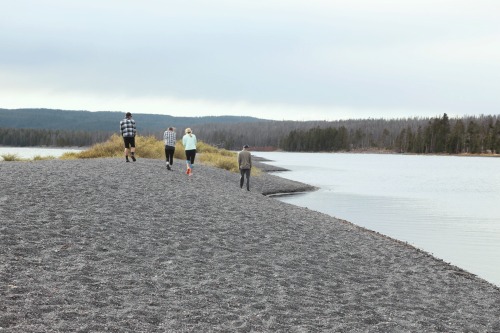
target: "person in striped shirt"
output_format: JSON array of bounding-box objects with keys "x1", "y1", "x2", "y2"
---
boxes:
[{"x1": 163, "y1": 127, "x2": 176, "y2": 170}]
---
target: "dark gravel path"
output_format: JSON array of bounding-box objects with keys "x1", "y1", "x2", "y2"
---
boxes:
[{"x1": 1, "y1": 158, "x2": 499, "y2": 332}]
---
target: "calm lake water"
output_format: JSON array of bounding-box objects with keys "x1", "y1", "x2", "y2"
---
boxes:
[
  {"x1": 254, "y1": 152, "x2": 500, "y2": 287},
  {"x1": 0, "y1": 147, "x2": 83, "y2": 159}
]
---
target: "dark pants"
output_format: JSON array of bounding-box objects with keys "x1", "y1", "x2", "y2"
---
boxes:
[
  {"x1": 123, "y1": 136, "x2": 135, "y2": 148},
  {"x1": 240, "y1": 169, "x2": 251, "y2": 190},
  {"x1": 185, "y1": 149, "x2": 196, "y2": 164},
  {"x1": 165, "y1": 146, "x2": 175, "y2": 165}
]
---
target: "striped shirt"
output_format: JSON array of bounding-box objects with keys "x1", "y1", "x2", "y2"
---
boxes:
[
  {"x1": 120, "y1": 118, "x2": 136, "y2": 137},
  {"x1": 163, "y1": 130, "x2": 176, "y2": 147}
]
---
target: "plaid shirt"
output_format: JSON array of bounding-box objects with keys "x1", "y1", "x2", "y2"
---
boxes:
[
  {"x1": 120, "y1": 118, "x2": 136, "y2": 137},
  {"x1": 163, "y1": 130, "x2": 176, "y2": 147}
]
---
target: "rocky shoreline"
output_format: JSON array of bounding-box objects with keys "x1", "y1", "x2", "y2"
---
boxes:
[{"x1": 1, "y1": 158, "x2": 500, "y2": 332}]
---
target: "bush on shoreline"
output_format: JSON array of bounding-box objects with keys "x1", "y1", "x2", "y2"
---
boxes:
[
  {"x1": 1, "y1": 153, "x2": 24, "y2": 161},
  {"x1": 1, "y1": 153, "x2": 58, "y2": 162}
]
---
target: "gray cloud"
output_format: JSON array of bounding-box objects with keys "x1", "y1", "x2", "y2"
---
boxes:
[{"x1": 1, "y1": 0, "x2": 499, "y2": 119}]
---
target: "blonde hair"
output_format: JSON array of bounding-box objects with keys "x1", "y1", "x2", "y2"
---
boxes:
[{"x1": 185, "y1": 128, "x2": 192, "y2": 136}]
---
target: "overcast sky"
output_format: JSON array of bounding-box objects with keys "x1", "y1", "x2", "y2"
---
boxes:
[{"x1": 1, "y1": 0, "x2": 499, "y2": 121}]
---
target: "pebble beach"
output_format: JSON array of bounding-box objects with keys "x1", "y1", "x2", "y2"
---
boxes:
[{"x1": 1, "y1": 158, "x2": 500, "y2": 332}]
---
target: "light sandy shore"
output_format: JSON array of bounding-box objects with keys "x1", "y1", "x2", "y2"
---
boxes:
[{"x1": 1, "y1": 158, "x2": 500, "y2": 332}]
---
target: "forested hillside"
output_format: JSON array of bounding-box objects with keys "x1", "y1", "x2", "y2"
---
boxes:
[
  {"x1": 0, "y1": 108, "x2": 266, "y2": 147},
  {"x1": 1, "y1": 108, "x2": 499, "y2": 154},
  {"x1": 0, "y1": 108, "x2": 263, "y2": 132}
]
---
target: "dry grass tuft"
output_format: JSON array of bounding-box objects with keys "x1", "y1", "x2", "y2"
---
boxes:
[
  {"x1": 33, "y1": 155, "x2": 56, "y2": 161},
  {"x1": 199, "y1": 152, "x2": 239, "y2": 172},
  {"x1": 1, "y1": 153, "x2": 25, "y2": 162}
]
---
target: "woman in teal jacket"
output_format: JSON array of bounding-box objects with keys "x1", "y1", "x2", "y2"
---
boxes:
[{"x1": 182, "y1": 128, "x2": 197, "y2": 175}]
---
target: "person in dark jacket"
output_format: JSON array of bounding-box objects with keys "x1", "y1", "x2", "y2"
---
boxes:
[{"x1": 238, "y1": 145, "x2": 252, "y2": 191}]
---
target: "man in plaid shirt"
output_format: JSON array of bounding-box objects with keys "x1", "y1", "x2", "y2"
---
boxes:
[{"x1": 120, "y1": 112, "x2": 137, "y2": 162}]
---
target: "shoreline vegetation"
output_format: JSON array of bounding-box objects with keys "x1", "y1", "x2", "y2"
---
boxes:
[{"x1": 2, "y1": 155, "x2": 500, "y2": 331}]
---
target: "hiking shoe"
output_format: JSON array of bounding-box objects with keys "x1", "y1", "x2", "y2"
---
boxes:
[
  {"x1": 167, "y1": 164, "x2": 171, "y2": 170},
  {"x1": 131, "y1": 156, "x2": 136, "y2": 162}
]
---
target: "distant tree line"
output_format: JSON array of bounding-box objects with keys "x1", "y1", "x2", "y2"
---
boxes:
[
  {"x1": 279, "y1": 114, "x2": 500, "y2": 154},
  {"x1": 1, "y1": 108, "x2": 499, "y2": 155},
  {"x1": 0, "y1": 128, "x2": 112, "y2": 147},
  {"x1": 394, "y1": 114, "x2": 500, "y2": 154},
  {"x1": 193, "y1": 117, "x2": 432, "y2": 150}
]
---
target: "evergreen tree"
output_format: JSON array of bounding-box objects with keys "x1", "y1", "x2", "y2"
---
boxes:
[
  {"x1": 493, "y1": 120, "x2": 500, "y2": 153},
  {"x1": 448, "y1": 119, "x2": 466, "y2": 154},
  {"x1": 466, "y1": 121, "x2": 481, "y2": 153}
]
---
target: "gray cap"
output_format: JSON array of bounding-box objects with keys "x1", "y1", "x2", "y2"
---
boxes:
[{"x1": 243, "y1": 145, "x2": 249, "y2": 148}]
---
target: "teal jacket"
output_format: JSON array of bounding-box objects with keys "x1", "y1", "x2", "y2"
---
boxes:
[{"x1": 182, "y1": 134, "x2": 197, "y2": 150}]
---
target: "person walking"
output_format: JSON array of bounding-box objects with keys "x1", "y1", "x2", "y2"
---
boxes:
[
  {"x1": 119, "y1": 112, "x2": 137, "y2": 162},
  {"x1": 182, "y1": 128, "x2": 197, "y2": 175},
  {"x1": 163, "y1": 127, "x2": 176, "y2": 170},
  {"x1": 238, "y1": 145, "x2": 252, "y2": 191}
]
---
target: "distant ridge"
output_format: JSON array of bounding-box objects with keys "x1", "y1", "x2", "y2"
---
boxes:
[{"x1": 0, "y1": 108, "x2": 267, "y2": 133}]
